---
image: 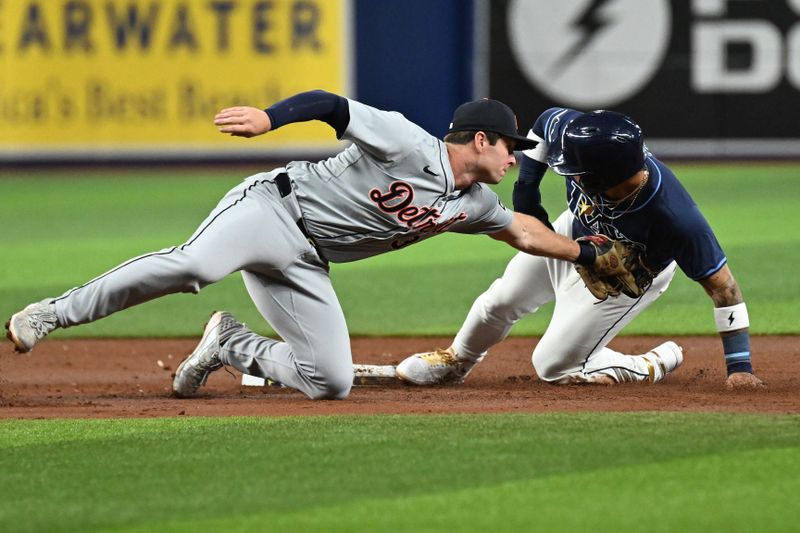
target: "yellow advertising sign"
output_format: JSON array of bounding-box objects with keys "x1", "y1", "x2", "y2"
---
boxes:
[{"x1": 0, "y1": 0, "x2": 350, "y2": 158}]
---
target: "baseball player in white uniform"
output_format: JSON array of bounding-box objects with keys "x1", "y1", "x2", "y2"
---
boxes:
[
  {"x1": 6, "y1": 92, "x2": 629, "y2": 400},
  {"x1": 396, "y1": 108, "x2": 764, "y2": 389}
]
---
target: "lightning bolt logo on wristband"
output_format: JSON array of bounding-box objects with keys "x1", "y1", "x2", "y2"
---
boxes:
[{"x1": 715, "y1": 303, "x2": 749, "y2": 332}]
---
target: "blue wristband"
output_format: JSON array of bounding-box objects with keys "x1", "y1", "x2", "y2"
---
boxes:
[
  {"x1": 721, "y1": 330, "x2": 753, "y2": 375},
  {"x1": 575, "y1": 241, "x2": 597, "y2": 266}
]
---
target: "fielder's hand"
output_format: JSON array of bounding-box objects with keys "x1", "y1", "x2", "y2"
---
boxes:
[
  {"x1": 214, "y1": 106, "x2": 272, "y2": 138},
  {"x1": 725, "y1": 371, "x2": 766, "y2": 390}
]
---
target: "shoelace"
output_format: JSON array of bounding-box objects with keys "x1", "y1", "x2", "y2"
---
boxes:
[{"x1": 184, "y1": 351, "x2": 224, "y2": 389}]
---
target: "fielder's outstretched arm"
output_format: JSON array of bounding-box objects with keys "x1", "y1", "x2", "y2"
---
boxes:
[
  {"x1": 698, "y1": 265, "x2": 765, "y2": 389},
  {"x1": 214, "y1": 90, "x2": 350, "y2": 138},
  {"x1": 490, "y1": 212, "x2": 580, "y2": 261}
]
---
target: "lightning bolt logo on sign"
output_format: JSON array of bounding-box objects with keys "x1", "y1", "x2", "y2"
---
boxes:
[
  {"x1": 507, "y1": 0, "x2": 672, "y2": 108},
  {"x1": 550, "y1": 0, "x2": 613, "y2": 75}
]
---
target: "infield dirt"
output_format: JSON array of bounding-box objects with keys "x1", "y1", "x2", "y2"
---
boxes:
[{"x1": 1, "y1": 336, "x2": 797, "y2": 419}]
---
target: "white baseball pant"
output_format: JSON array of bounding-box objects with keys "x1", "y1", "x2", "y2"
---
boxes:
[{"x1": 453, "y1": 210, "x2": 677, "y2": 383}]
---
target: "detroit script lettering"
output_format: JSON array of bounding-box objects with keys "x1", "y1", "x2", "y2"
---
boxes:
[{"x1": 368, "y1": 181, "x2": 467, "y2": 234}]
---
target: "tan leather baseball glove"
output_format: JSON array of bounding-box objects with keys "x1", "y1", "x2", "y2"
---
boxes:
[{"x1": 575, "y1": 235, "x2": 655, "y2": 301}]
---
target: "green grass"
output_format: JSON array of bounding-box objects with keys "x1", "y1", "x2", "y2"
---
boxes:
[
  {"x1": 1, "y1": 163, "x2": 798, "y2": 336},
  {"x1": 1, "y1": 413, "x2": 798, "y2": 532},
  {"x1": 2, "y1": 167, "x2": 796, "y2": 533}
]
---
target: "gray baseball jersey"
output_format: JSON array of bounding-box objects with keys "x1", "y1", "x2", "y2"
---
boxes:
[{"x1": 287, "y1": 100, "x2": 513, "y2": 262}]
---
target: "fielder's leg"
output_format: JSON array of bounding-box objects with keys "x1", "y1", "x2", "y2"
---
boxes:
[
  {"x1": 217, "y1": 262, "x2": 353, "y2": 400},
  {"x1": 6, "y1": 173, "x2": 289, "y2": 351}
]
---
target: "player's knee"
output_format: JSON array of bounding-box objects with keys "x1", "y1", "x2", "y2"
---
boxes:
[
  {"x1": 302, "y1": 361, "x2": 353, "y2": 400},
  {"x1": 306, "y1": 372, "x2": 352, "y2": 400},
  {"x1": 532, "y1": 358, "x2": 556, "y2": 381},
  {"x1": 531, "y1": 352, "x2": 572, "y2": 383}
]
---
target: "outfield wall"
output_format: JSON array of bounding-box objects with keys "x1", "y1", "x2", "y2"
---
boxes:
[{"x1": 2, "y1": 0, "x2": 798, "y2": 162}]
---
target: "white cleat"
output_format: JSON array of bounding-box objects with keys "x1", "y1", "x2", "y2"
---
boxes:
[
  {"x1": 5, "y1": 300, "x2": 59, "y2": 353},
  {"x1": 172, "y1": 311, "x2": 243, "y2": 398},
  {"x1": 640, "y1": 341, "x2": 684, "y2": 383},
  {"x1": 582, "y1": 341, "x2": 684, "y2": 384},
  {"x1": 396, "y1": 348, "x2": 482, "y2": 385}
]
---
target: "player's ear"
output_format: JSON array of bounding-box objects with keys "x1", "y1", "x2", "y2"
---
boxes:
[{"x1": 474, "y1": 131, "x2": 487, "y2": 150}]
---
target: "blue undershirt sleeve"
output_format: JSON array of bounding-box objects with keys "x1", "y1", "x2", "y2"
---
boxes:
[
  {"x1": 512, "y1": 110, "x2": 557, "y2": 228},
  {"x1": 513, "y1": 157, "x2": 552, "y2": 229},
  {"x1": 264, "y1": 90, "x2": 351, "y2": 138}
]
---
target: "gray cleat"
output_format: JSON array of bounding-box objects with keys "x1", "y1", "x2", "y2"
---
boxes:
[
  {"x1": 5, "y1": 300, "x2": 59, "y2": 353},
  {"x1": 173, "y1": 311, "x2": 243, "y2": 398}
]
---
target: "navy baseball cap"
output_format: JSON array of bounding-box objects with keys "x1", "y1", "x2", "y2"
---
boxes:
[{"x1": 447, "y1": 99, "x2": 537, "y2": 150}]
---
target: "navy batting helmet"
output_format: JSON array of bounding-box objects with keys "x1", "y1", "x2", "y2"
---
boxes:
[{"x1": 547, "y1": 110, "x2": 645, "y2": 194}]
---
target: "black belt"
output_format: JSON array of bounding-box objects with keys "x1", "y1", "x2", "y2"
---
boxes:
[
  {"x1": 275, "y1": 172, "x2": 293, "y2": 198},
  {"x1": 275, "y1": 173, "x2": 314, "y2": 243}
]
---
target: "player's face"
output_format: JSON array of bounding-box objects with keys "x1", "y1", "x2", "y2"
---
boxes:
[{"x1": 480, "y1": 136, "x2": 517, "y2": 184}]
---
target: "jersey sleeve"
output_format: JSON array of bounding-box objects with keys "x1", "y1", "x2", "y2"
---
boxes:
[
  {"x1": 664, "y1": 204, "x2": 727, "y2": 280},
  {"x1": 341, "y1": 100, "x2": 424, "y2": 163}
]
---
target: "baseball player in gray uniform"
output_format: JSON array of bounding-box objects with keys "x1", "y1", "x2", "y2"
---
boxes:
[{"x1": 5, "y1": 91, "x2": 627, "y2": 400}]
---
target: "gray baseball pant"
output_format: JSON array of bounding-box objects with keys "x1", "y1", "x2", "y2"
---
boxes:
[{"x1": 52, "y1": 171, "x2": 352, "y2": 400}]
